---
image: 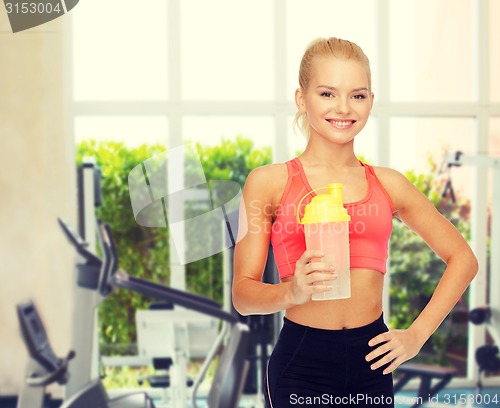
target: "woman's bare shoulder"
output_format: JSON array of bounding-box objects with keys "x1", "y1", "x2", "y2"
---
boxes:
[
  {"x1": 244, "y1": 163, "x2": 289, "y2": 202},
  {"x1": 246, "y1": 163, "x2": 288, "y2": 185},
  {"x1": 370, "y1": 165, "x2": 425, "y2": 211},
  {"x1": 252, "y1": 162, "x2": 287, "y2": 175},
  {"x1": 370, "y1": 165, "x2": 407, "y2": 185}
]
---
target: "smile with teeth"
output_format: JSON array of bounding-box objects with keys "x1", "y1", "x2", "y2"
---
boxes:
[{"x1": 327, "y1": 119, "x2": 356, "y2": 129}]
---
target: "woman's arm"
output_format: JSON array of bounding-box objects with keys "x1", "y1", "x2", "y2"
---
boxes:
[
  {"x1": 366, "y1": 168, "x2": 478, "y2": 374},
  {"x1": 232, "y1": 166, "x2": 335, "y2": 316}
]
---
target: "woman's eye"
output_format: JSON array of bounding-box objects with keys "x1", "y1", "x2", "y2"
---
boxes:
[
  {"x1": 321, "y1": 92, "x2": 334, "y2": 98},
  {"x1": 352, "y1": 94, "x2": 367, "y2": 100}
]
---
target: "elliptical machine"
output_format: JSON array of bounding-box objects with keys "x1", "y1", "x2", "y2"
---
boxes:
[
  {"x1": 16, "y1": 163, "x2": 156, "y2": 408},
  {"x1": 16, "y1": 300, "x2": 75, "y2": 408},
  {"x1": 57, "y1": 217, "x2": 251, "y2": 408},
  {"x1": 16, "y1": 299, "x2": 156, "y2": 408}
]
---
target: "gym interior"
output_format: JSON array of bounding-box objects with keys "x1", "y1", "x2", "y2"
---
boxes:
[{"x1": 1, "y1": 1, "x2": 500, "y2": 407}]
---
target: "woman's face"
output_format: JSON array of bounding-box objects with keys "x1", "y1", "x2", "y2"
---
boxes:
[{"x1": 296, "y1": 56, "x2": 374, "y2": 145}]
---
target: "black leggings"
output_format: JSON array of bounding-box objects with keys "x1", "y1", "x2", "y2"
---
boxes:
[{"x1": 265, "y1": 314, "x2": 394, "y2": 407}]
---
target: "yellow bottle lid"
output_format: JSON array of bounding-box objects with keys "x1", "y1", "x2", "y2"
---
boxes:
[{"x1": 299, "y1": 183, "x2": 351, "y2": 224}]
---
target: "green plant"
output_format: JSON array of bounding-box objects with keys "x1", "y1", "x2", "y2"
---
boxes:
[
  {"x1": 76, "y1": 137, "x2": 272, "y2": 352},
  {"x1": 389, "y1": 159, "x2": 471, "y2": 366}
]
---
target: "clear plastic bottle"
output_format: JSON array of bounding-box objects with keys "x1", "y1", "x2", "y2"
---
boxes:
[{"x1": 299, "y1": 183, "x2": 351, "y2": 300}]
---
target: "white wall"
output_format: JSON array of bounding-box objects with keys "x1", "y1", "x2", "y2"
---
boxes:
[{"x1": 0, "y1": 13, "x2": 75, "y2": 395}]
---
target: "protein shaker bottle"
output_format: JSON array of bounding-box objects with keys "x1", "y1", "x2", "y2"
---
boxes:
[{"x1": 298, "y1": 183, "x2": 351, "y2": 300}]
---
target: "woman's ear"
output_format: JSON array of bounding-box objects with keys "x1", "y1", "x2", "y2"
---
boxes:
[
  {"x1": 295, "y1": 88, "x2": 306, "y2": 112},
  {"x1": 370, "y1": 92, "x2": 375, "y2": 109}
]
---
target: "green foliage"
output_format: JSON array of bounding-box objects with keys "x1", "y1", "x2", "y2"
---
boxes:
[
  {"x1": 185, "y1": 137, "x2": 272, "y2": 300},
  {"x1": 389, "y1": 159, "x2": 471, "y2": 365},
  {"x1": 101, "y1": 359, "x2": 218, "y2": 390},
  {"x1": 77, "y1": 140, "x2": 171, "y2": 349},
  {"x1": 102, "y1": 366, "x2": 155, "y2": 389},
  {"x1": 76, "y1": 137, "x2": 271, "y2": 353},
  {"x1": 195, "y1": 136, "x2": 272, "y2": 186}
]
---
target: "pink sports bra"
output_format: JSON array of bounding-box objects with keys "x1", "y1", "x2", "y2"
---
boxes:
[{"x1": 271, "y1": 158, "x2": 394, "y2": 279}]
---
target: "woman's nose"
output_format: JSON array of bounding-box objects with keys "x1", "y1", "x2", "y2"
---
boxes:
[{"x1": 334, "y1": 98, "x2": 350, "y2": 115}]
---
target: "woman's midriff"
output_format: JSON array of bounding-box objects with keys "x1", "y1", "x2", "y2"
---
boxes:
[{"x1": 282, "y1": 268, "x2": 385, "y2": 330}]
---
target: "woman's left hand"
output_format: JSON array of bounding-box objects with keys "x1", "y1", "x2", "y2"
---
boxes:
[{"x1": 365, "y1": 329, "x2": 424, "y2": 375}]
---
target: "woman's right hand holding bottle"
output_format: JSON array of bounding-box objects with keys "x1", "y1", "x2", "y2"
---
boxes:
[{"x1": 288, "y1": 250, "x2": 337, "y2": 305}]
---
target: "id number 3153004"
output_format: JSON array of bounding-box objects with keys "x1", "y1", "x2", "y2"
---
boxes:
[{"x1": 5, "y1": 2, "x2": 63, "y2": 14}]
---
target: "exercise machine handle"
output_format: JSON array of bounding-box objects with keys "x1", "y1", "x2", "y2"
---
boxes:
[{"x1": 26, "y1": 350, "x2": 75, "y2": 387}]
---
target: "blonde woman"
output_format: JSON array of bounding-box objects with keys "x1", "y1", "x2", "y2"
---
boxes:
[{"x1": 232, "y1": 37, "x2": 478, "y2": 407}]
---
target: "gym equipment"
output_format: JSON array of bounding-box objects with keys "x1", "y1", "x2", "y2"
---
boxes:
[
  {"x1": 469, "y1": 306, "x2": 500, "y2": 393},
  {"x1": 225, "y1": 209, "x2": 280, "y2": 401},
  {"x1": 16, "y1": 164, "x2": 156, "y2": 408},
  {"x1": 16, "y1": 301, "x2": 74, "y2": 408},
  {"x1": 135, "y1": 301, "x2": 218, "y2": 407},
  {"x1": 393, "y1": 363, "x2": 457, "y2": 408},
  {"x1": 439, "y1": 150, "x2": 462, "y2": 203},
  {"x1": 16, "y1": 300, "x2": 155, "y2": 408},
  {"x1": 393, "y1": 151, "x2": 500, "y2": 405},
  {"x1": 65, "y1": 163, "x2": 103, "y2": 398},
  {"x1": 58, "y1": 217, "x2": 251, "y2": 408},
  {"x1": 136, "y1": 301, "x2": 186, "y2": 406},
  {"x1": 442, "y1": 151, "x2": 500, "y2": 386}
]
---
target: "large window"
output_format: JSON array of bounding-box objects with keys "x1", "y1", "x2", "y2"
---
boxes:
[{"x1": 71, "y1": 0, "x2": 500, "y2": 384}]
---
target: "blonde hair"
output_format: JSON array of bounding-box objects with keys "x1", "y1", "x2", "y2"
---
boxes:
[{"x1": 294, "y1": 37, "x2": 371, "y2": 138}]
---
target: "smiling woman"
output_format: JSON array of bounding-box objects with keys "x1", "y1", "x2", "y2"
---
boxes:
[
  {"x1": 295, "y1": 62, "x2": 373, "y2": 144},
  {"x1": 232, "y1": 37, "x2": 478, "y2": 408},
  {"x1": 292, "y1": 38, "x2": 373, "y2": 142}
]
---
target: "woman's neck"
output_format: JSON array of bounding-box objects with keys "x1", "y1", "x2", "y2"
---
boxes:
[{"x1": 300, "y1": 140, "x2": 359, "y2": 168}]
